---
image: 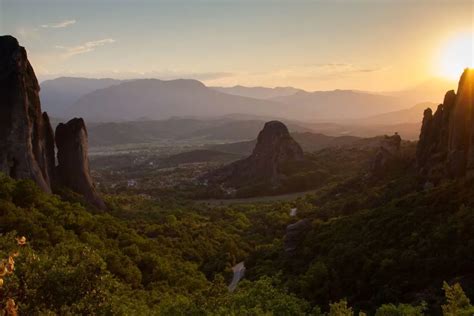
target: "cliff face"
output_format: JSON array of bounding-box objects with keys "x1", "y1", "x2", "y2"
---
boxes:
[
  {"x1": 0, "y1": 35, "x2": 105, "y2": 209},
  {"x1": 417, "y1": 69, "x2": 474, "y2": 181},
  {"x1": 56, "y1": 119, "x2": 106, "y2": 209},
  {"x1": 206, "y1": 121, "x2": 304, "y2": 188},
  {"x1": 243, "y1": 120, "x2": 304, "y2": 183},
  {"x1": 0, "y1": 35, "x2": 55, "y2": 192}
]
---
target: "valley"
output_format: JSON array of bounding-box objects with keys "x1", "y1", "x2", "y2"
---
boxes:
[{"x1": 1, "y1": 1, "x2": 473, "y2": 313}]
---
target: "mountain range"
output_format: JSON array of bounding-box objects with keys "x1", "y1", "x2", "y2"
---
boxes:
[
  {"x1": 211, "y1": 85, "x2": 302, "y2": 99},
  {"x1": 40, "y1": 77, "x2": 451, "y2": 124},
  {"x1": 41, "y1": 77, "x2": 122, "y2": 118}
]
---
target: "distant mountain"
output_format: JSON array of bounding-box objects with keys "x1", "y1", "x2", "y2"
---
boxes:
[
  {"x1": 292, "y1": 132, "x2": 363, "y2": 152},
  {"x1": 40, "y1": 77, "x2": 122, "y2": 118},
  {"x1": 212, "y1": 85, "x2": 303, "y2": 99},
  {"x1": 388, "y1": 77, "x2": 456, "y2": 104},
  {"x1": 61, "y1": 78, "x2": 417, "y2": 122},
  {"x1": 300, "y1": 120, "x2": 420, "y2": 140},
  {"x1": 272, "y1": 89, "x2": 405, "y2": 120},
  {"x1": 67, "y1": 79, "x2": 285, "y2": 122},
  {"x1": 356, "y1": 102, "x2": 436, "y2": 125}
]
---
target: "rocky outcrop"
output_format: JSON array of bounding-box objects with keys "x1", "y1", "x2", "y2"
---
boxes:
[
  {"x1": 370, "y1": 133, "x2": 401, "y2": 177},
  {"x1": 205, "y1": 121, "x2": 304, "y2": 188},
  {"x1": 0, "y1": 35, "x2": 55, "y2": 192},
  {"x1": 56, "y1": 118, "x2": 106, "y2": 209},
  {"x1": 417, "y1": 69, "x2": 474, "y2": 181},
  {"x1": 284, "y1": 219, "x2": 310, "y2": 252},
  {"x1": 0, "y1": 35, "x2": 105, "y2": 209}
]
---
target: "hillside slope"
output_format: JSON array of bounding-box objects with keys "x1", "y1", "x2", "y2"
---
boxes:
[
  {"x1": 67, "y1": 79, "x2": 285, "y2": 122},
  {"x1": 40, "y1": 77, "x2": 122, "y2": 117}
]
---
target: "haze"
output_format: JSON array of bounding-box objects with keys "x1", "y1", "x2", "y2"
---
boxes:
[{"x1": 1, "y1": 0, "x2": 472, "y2": 91}]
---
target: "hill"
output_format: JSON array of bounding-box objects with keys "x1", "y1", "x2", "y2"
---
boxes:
[
  {"x1": 40, "y1": 77, "x2": 122, "y2": 118},
  {"x1": 356, "y1": 102, "x2": 436, "y2": 125},
  {"x1": 212, "y1": 85, "x2": 303, "y2": 99},
  {"x1": 61, "y1": 78, "x2": 422, "y2": 122},
  {"x1": 272, "y1": 89, "x2": 405, "y2": 120},
  {"x1": 86, "y1": 118, "x2": 311, "y2": 147},
  {"x1": 388, "y1": 77, "x2": 457, "y2": 104},
  {"x1": 66, "y1": 79, "x2": 285, "y2": 122}
]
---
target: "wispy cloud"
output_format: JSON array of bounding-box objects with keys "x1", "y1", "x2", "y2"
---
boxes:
[
  {"x1": 199, "y1": 62, "x2": 390, "y2": 90},
  {"x1": 316, "y1": 63, "x2": 385, "y2": 74},
  {"x1": 56, "y1": 38, "x2": 116, "y2": 58},
  {"x1": 41, "y1": 19, "x2": 76, "y2": 28}
]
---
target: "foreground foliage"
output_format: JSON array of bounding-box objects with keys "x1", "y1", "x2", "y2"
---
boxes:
[{"x1": 0, "y1": 167, "x2": 473, "y2": 314}]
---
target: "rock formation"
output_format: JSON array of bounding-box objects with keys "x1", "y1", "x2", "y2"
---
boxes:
[
  {"x1": 416, "y1": 69, "x2": 474, "y2": 182},
  {"x1": 56, "y1": 118, "x2": 106, "y2": 209},
  {"x1": 0, "y1": 35, "x2": 55, "y2": 192},
  {"x1": 205, "y1": 121, "x2": 304, "y2": 188},
  {"x1": 0, "y1": 35, "x2": 105, "y2": 209},
  {"x1": 370, "y1": 133, "x2": 401, "y2": 177},
  {"x1": 284, "y1": 219, "x2": 310, "y2": 253}
]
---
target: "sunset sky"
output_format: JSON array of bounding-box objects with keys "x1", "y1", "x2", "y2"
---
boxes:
[{"x1": 1, "y1": 0, "x2": 472, "y2": 91}]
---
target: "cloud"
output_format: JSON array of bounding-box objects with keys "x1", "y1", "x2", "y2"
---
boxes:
[
  {"x1": 275, "y1": 63, "x2": 386, "y2": 79},
  {"x1": 41, "y1": 19, "x2": 76, "y2": 29},
  {"x1": 56, "y1": 38, "x2": 116, "y2": 58},
  {"x1": 199, "y1": 62, "x2": 390, "y2": 90}
]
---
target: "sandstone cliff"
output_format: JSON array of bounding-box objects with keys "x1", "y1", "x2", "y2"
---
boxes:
[
  {"x1": 417, "y1": 69, "x2": 474, "y2": 182},
  {"x1": 0, "y1": 35, "x2": 105, "y2": 209},
  {"x1": 0, "y1": 35, "x2": 55, "y2": 192},
  {"x1": 205, "y1": 121, "x2": 304, "y2": 188},
  {"x1": 56, "y1": 118, "x2": 106, "y2": 209}
]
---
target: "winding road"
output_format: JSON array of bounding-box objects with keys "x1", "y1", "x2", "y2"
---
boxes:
[{"x1": 228, "y1": 261, "x2": 246, "y2": 292}]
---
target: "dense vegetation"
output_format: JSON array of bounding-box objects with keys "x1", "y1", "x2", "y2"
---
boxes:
[{"x1": 1, "y1": 141, "x2": 473, "y2": 314}]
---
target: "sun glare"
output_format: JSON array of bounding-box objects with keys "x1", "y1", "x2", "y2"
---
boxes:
[{"x1": 437, "y1": 32, "x2": 474, "y2": 80}]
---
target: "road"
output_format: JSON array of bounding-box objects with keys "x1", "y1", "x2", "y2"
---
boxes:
[{"x1": 228, "y1": 261, "x2": 246, "y2": 292}]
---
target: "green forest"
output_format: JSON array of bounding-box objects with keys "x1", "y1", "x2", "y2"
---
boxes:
[{"x1": 1, "y1": 142, "x2": 473, "y2": 315}]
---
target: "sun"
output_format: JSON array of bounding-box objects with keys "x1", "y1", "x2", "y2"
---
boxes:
[{"x1": 436, "y1": 32, "x2": 473, "y2": 80}]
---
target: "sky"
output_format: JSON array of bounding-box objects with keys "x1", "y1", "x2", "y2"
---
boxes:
[{"x1": 0, "y1": 0, "x2": 472, "y2": 91}]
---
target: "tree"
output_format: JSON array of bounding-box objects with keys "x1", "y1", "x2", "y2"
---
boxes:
[
  {"x1": 329, "y1": 300, "x2": 353, "y2": 316},
  {"x1": 442, "y1": 282, "x2": 474, "y2": 316}
]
